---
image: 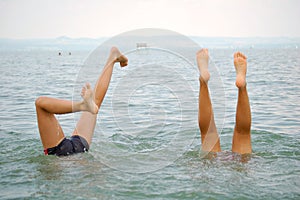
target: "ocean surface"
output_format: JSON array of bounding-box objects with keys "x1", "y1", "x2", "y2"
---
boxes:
[{"x1": 0, "y1": 44, "x2": 299, "y2": 199}]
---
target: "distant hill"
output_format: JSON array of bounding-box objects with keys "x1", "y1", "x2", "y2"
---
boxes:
[
  {"x1": 190, "y1": 36, "x2": 300, "y2": 49},
  {"x1": 0, "y1": 36, "x2": 299, "y2": 51},
  {"x1": 0, "y1": 36, "x2": 107, "y2": 51}
]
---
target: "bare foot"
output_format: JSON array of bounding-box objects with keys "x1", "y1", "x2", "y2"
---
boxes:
[
  {"x1": 110, "y1": 47, "x2": 128, "y2": 67},
  {"x1": 234, "y1": 52, "x2": 247, "y2": 88},
  {"x1": 196, "y1": 48, "x2": 210, "y2": 82},
  {"x1": 81, "y1": 83, "x2": 98, "y2": 114}
]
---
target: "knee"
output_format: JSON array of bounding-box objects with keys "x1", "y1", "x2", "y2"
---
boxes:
[{"x1": 35, "y1": 96, "x2": 46, "y2": 107}]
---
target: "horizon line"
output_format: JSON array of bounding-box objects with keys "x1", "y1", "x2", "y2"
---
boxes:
[{"x1": 1, "y1": 35, "x2": 300, "y2": 40}]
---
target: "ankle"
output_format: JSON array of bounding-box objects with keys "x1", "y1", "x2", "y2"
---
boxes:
[
  {"x1": 199, "y1": 77, "x2": 209, "y2": 86},
  {"x1": 236, "y1": 83, "x2": 247, "y2": 90},
  {"x1": 78, "y1": 101, "x2": 86, "y2": 111}
]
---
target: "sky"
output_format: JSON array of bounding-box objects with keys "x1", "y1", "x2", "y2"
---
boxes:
[{"x1": 0, "y1": 0, "x2": 300, "y2": 39}]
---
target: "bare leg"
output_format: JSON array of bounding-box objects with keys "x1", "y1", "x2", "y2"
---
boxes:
[
  {"x1": 72, "y1": 47, "x2": 128, "y2": 145},
  {"x1": 232, "y1": 52, "x2": 252, "y2": 154},
  {"x1": 197, "y1": 49, "x2": 221, "y2": 152},
  {"x1": 36, "y1": 83, "x2": 98, "y2": 149}
]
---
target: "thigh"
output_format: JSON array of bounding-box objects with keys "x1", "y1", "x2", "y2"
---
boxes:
[
  {"x1": 36, "y1": 107, "x2": 65, "y2": 149},
  {"x1": 72, "y1": 112, "x2": 97, "y2": 145}
]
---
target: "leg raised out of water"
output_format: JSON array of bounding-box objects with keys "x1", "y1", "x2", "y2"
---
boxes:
[
  {"x1": 35, "y1": 83, "x2": 98, "y2": 149},
  {"x1": 232, "y1": 52, "x2": 252, "y2": 154},
  {"x1": 72, "y1": 47, "x2": 128, "y2": 145},
  {"x1": 197, "y1": 49, "x2": 221, "y2": 152}
]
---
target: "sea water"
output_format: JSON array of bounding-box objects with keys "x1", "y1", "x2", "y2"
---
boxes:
[{"x1": 0, "y1": 47, "x2": 299, "y2": 199}]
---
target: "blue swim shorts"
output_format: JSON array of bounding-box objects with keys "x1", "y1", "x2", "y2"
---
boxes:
[{"x1": 44, "y1": 135, "x2": 89, "y2": 156}]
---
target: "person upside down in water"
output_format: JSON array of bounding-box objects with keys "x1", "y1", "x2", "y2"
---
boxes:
[
  {"x1": 197, "y1": 49, "x2": 252, "y2": 154},
  {"x1": 35, "y1": 47, "x2": 128, "y2": 156}
]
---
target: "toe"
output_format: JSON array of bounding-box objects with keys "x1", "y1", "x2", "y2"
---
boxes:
[
  {"x1": 86, "y1": 83, "x2": 91, "y2": 89},
  {"x1": 234, "y1": 52, "x2": 238, "y2": 59}
]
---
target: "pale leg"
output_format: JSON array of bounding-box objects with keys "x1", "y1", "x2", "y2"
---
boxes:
[{"x1": 197, "y1": 49, "x2": 221, "y2": 152}]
